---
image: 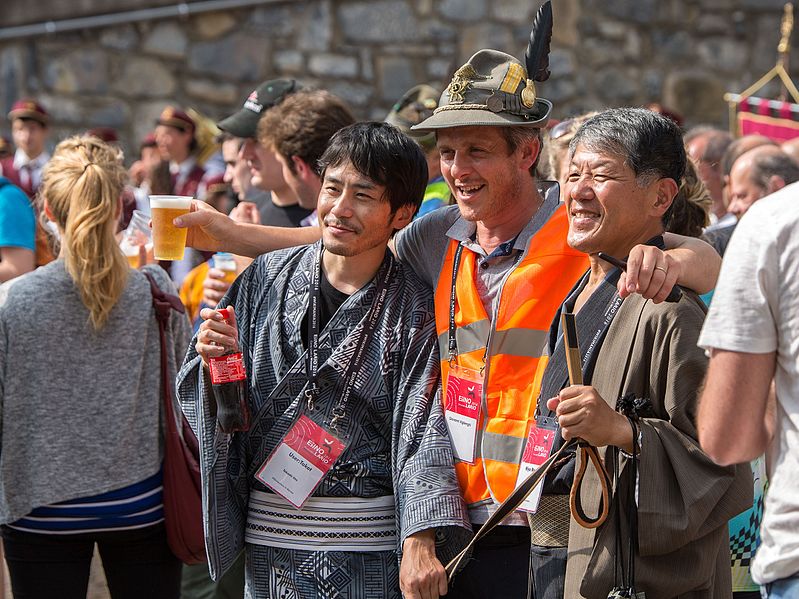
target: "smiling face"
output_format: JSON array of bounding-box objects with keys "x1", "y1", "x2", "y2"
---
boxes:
[
  {"x1": 437, "y1": 126, "x2": 535, "y2": 226},
  {"x1": 317, "y1": 161, "x2": 412, "y2": 257},
  {"x1": 564, "y1": 145, "x2": 672, "y2": 258}
]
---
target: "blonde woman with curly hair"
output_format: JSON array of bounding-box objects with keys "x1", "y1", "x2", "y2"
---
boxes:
[{"x1": 0, "y1": 136, "x2": 190, "y2": 599}]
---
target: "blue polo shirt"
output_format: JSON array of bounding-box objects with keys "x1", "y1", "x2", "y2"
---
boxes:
[{"x1": 0, "y1": 177, "x2": 35, "y2": 252}]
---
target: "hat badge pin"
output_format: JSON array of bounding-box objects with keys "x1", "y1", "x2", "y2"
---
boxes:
[
  {"x1": 244, "y1": 89, "x2": 264, "y2": 114},
  {"x1": 447, "y1": 64, "x2": 485, "y2": 104},
  {"x1": 521, "y1": 80, "x2": 537, "y2": 108}
]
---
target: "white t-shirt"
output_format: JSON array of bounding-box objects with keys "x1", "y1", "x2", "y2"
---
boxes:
[{"x1": 699, "y1": 182, "x2": 799, "y2": 585}]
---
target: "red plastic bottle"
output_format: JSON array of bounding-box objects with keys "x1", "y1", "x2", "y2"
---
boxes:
[{"x1": 208, "y1": 308, "x2": 250, "y2": 433}]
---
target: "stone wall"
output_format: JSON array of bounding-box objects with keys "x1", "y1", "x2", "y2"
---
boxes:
[{"x1": 0, "y1": 0, "x2": 795, "y2": 159}]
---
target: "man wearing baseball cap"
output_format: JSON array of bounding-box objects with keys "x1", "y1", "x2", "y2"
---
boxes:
[
  {"x1": 0, "y1": 99, "x2": 51, "y2": 198},
  {"x1": 195, "y1": 80, "x2": 313, "y2": 332},
  {"x1": 217, "y1": 78, "x2": 311, "y2": 228}
]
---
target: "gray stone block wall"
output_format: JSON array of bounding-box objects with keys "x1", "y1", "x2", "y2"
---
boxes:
[{"x1": 0, "y1": 0, "x2": 795, "y2": 159}]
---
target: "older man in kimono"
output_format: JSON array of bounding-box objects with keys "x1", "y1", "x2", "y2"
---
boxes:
[
  {"x1": 177, "y1": 122, "x2": 470, "y2": 599},
  {"x1": 538, "y1": 108, "x2": 752, "y2": 598}
]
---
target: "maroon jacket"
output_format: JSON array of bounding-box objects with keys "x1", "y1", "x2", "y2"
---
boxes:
[
  {"x1": 172, "y1": 163, "x2": 206, "y2": 198},
  {"x1": 0, "y1": 157, "x2": 31, "y2": 197}
]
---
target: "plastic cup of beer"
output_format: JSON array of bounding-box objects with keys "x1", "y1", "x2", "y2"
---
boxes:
[
  {"x1": 150, "y1": 196, "x2": 193, "y2": 260},
  {"x1": 119, "y1": 209, "x2": 153, "y2": 268},
  {"x1": 213, "y1": 252, "x2": 238, "y2": 285}
]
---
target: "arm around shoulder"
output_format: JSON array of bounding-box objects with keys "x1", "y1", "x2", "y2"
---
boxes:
[
  {"x1": 663, "y1": 233, "x2": 720, "y2": 295},
  {"x1": 175, "y1": 201, "x2": 320, "y2": 258}
]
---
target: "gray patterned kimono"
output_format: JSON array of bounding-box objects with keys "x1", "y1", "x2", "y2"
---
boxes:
[{"x1": 176, "y1": 242, "x2": 471, "y2": 598}]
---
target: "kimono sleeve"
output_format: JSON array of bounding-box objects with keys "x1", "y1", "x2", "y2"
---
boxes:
[
  {"x1": 391, "y1": 296, "x2": 472, "y2": 565},
  {"x1": 635, "y1": 300, "x2": 753, "y2": 557},
  {"x1": 175, "y1": 258, "x2": 263, "y2": 580}
]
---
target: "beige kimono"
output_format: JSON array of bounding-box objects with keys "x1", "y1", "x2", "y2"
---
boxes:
[{"x1": 562, "y1": 292, "x2": 753, "y2": 599}]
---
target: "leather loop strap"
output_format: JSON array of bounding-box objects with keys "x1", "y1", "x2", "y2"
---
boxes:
[{"x1": 570, "y1": 441, "x2": 611, "y2": 529}]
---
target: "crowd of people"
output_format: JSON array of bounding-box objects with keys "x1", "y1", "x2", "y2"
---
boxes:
[{"x1": 0, "y1": 21, "x2": 797, "y2": 599}]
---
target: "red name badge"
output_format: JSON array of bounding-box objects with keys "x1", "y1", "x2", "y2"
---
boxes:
[
  {"x1": 515, "y1": 416, "x2": 558, "y2": 513},
  {"x1": 254, "y1": 415, "x2": 346, "y2": 509},
  {"x1": 444, "y1": 365, "x2": 483, "y2": 464}
]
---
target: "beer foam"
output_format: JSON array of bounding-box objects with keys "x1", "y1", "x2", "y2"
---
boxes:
[{"x1": 149, "y1": 195, "x2": 193, "y2": 209}]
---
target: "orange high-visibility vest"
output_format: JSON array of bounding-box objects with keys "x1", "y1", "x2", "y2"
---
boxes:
[{"x1": 435, "y1": 204, "x2": 588, "y2": 506}]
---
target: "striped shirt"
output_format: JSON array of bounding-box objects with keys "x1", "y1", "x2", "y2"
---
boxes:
[{"x1": 8, "y1": 470, "x2": 164, "y2": 535}]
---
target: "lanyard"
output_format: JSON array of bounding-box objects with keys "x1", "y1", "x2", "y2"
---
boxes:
[
  {"x1": 447, "y1": 243, "x2": 466, "y2": 362},
  {"x1": 536, "y1": 272, "x2": 623, "y2": 419},
  {"x1": 448, "y1": 241, "x2": 521, "y2": 366},
  {"x1": 304, "y1": 245, "x2": 394, "y2": 431}
]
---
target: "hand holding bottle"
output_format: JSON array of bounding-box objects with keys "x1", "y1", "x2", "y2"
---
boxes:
[
  {"x1": 196, "y1": 306, "x2": 240, "y2": 365},
  {"x1": 197, "y1": 306, "x2": 250, "y2": 433}
]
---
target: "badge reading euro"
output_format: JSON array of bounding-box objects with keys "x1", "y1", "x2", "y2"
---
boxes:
[
  {"x1": 444, "y1": 365, "x2": 483, "y2": 463},
  {"x1": 255, "y1": 415, "x2": 347, "y2": 509}
]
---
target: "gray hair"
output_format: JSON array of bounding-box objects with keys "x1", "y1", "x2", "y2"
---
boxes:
[
  {"x1": 684, "y1": 126, "x2": 733, "y2": 166},
  {"x1": 569, "y1": 108, "x2": 686, "y2": 187}
]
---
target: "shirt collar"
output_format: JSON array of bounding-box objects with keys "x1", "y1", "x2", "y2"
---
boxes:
[
  {"x1": 13, "y1": 148, "x2": 49, "y2": 170},
  {"x1": 170, "y1": 156, "x2": 196, "y2": 177}
]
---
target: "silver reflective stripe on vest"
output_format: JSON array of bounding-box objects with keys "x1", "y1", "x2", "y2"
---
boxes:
[
  {"x1": 480, "y1": 431, "x2": 525, "y2": 464},
  {"x1": 438, "y1": 318, "x2": 491, "y2": 357},
  {"x1": 491, "y1": 328, "x2": 548, "y2": 358},
  {"x1": 439, "y1": 322, "x2": 548, "y2": 359}
]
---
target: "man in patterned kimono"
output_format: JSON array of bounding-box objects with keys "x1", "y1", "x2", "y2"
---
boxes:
[{"x1": 177, "y1": 122, "x2": 470, "y2": 599}]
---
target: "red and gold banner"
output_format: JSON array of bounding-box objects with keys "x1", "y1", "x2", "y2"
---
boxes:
[{"x1": 736, "y1": 96, "x2": 799, "y2": 142}]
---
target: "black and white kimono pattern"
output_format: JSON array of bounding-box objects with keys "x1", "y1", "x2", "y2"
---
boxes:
[{"x1": 177, "y1": 242, "x2": 471, "y2": 598}]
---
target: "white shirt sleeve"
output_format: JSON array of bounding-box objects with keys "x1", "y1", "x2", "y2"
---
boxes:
[{"x1": 698, "y1": 202, "x2": 779, "y2": 354}]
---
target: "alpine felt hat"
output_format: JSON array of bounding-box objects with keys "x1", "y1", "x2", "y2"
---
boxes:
[
  {"x1": 412, "y1": 49, "x2": 552, "y2": 131},
  {"x1": 217, "y1": 79, "x2": 298, "y2": 139},
  {"x1": 385, "y1": 84, "x2": 440, "y2": 149}
]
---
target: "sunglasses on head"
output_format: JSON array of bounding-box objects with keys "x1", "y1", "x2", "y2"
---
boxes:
[{"x1": 549, "y1": 118, "x2": 577, "y2": 141}]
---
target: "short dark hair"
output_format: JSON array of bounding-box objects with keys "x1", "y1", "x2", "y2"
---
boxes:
[
  {"x1": 749, "y1": 149, "x2": 799, "y2": 189},
  {"x1": 570, "y1": 108, "x2": 687, "y2": 227},
  {"x1": 318, "y1": 122, "x2": 428, "y2": 214},
  {"x1": 258, "y1": 90, "x2": 355, "y2": 176}
]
